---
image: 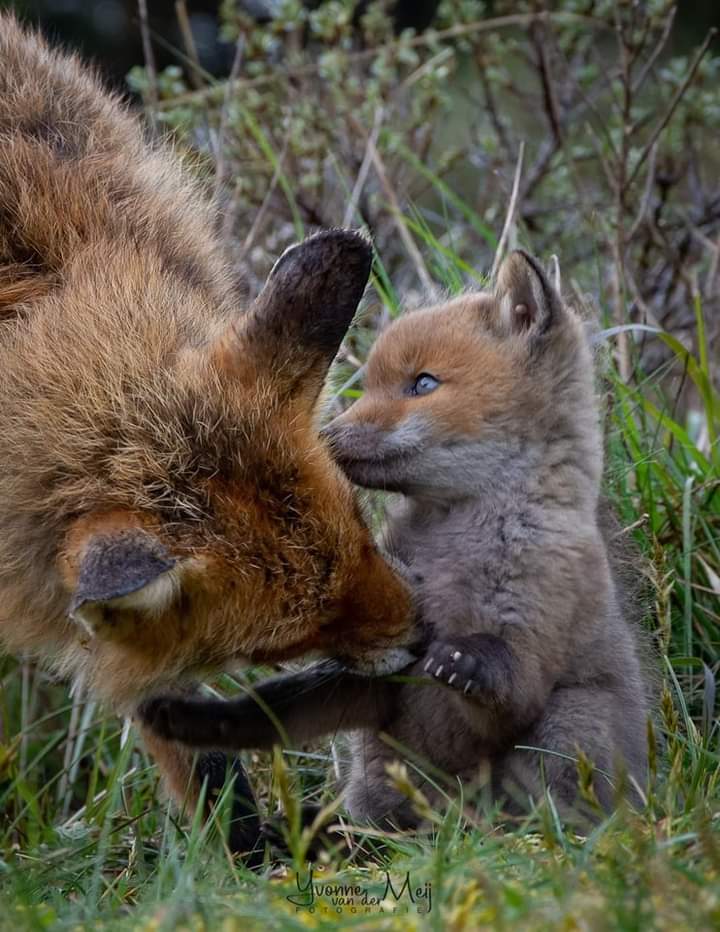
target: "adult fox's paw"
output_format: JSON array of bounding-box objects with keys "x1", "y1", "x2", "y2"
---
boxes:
[{"x1": 138, "y1": 694, "x2": 214, "y2": 746}]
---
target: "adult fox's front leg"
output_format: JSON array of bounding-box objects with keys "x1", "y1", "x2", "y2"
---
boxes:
[
  {"x1": 139, "y1": 661, "x2": 395, "y2": 751},
  {"x1": 137, "y1": 712, "x2": 263, "y2": 864}
]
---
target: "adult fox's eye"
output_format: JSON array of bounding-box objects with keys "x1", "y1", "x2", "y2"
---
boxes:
[{"x1": 410, "y1": 373, "x2": 440, "y2": 396}]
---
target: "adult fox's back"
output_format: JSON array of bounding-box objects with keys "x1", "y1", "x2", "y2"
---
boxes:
[
  {"x1": 0, "y1": 14, "x2": 413, "y2": 849},
  {"x1": 0, "y1": 16, "x2": 234, "y2": 314}
]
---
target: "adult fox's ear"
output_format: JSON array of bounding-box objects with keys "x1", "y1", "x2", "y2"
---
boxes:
[
  {"x1": 214, "y1": 229, "x2": 372, "y2": 403},
  {"x1": 63, "y1": 523, "x2": 182, "y2": 635},
  {"x1": 493, "y1": 249, "x2": 562, "y2": 340}
]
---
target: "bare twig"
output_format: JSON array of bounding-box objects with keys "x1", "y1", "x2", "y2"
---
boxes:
[
  {"x1": 627, "y1": 142, "x2": 658, "y2": 241},
  {"x1": 476, "y1": 47, "x2": 513, "y2": 160},
  {"x1": 157, "y1": 12, "x2": 610, "y2": 110},
  {"x1": 617, "y1": 514, "x2": 650, "y2": 537},
  {"x1": 550, "y1": 254, "x2": 561, "y2": 293},
  {"x1": 137, "y1": 0, "x2": 158, "y2": 128},
  {"x1": 236, "y1": 133, "x2": 290, "y2": 263},
  {"x1": 62, "y1": 700, "x2": 97, "y2": 818},
  {"x1": 342, "y1": 106, "x2": 384, "y2": 228},
  {"x1": 609, "y1": 9, "x2": 636, "y2": 382},
  {"x1": 213, "y1": 37, "x2": 245, "y2": 207},
  {"x1": 631, "y1": 5, "x2": 676, "y2": 95},
  {"x1": 19, "y1": 661, "x2": 31, "y2": 773},
  {"x1": 366, "y1": 135, "x2": 436, "y2": 297},
  {"x1": 175, "y1": 0, "x2": 205, "y2": 90},
  {"x1": 140, "y1": 20, "x2": 216, "y2": 84},
  {"x1": 522, "y1": 136, "x2": 560, "y2": 204},
  {"x1": 530, "y1": 21, "x2": 563, "y2": 144},
  {"x1": 491, "y1": 142, "x2": 525, "y2": 280},
  {"x1": 627, "y1": 28, "x2": 718, "y2": 189},
  {"x1": 705, "y1": 234, "x2": 720, "y2": 296},
  {"x1": 397, "y1": 47, "x2": 455, "y2": 94},
  {"x1": 623, "y1": 265, "x2": 663, "y2": 328},
  {"x1": 56, "y1": 690, "x2": 83, "y2": 809}
]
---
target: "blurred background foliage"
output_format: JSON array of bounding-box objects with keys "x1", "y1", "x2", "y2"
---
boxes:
[
  {"x1": 0, "y1": 0, "x2": 718, "y2": 779},
  {"x1": 1, "y1": 0, "x2": 718, "y2": 83},
  {"x1": 0, "y1": 0, "x2": 718, "y2": 771},
  {"x1": 1, "y1": 4, "x2": 719, "y2": 927}
]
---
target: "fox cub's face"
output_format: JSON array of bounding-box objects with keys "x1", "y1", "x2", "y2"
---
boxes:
[
  {"x1": 323, "y1": 251, "x2": 588, "y2": 498},
  {"x1": 59, "y1": 232, "x2": 413, "y2": 691}
]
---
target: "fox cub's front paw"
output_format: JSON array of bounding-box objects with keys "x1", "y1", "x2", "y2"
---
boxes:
[{"x1": 422, "y1": 640, "x2": 480, "y2": 697}]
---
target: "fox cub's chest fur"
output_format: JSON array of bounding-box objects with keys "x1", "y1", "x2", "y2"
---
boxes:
[{"x1": 388, "y1": 496, "x2": 537, "y2": 637}]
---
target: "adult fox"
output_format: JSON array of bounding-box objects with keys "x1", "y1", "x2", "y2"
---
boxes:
[{"x1": 0, "y1": 14, "x2": 414, "y2": 854}]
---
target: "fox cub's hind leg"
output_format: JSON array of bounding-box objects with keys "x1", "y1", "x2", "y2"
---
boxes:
[
  {"x1": 345, "y1": 733, "x2": 424, "y2": 830},
  {"x1": 495, "y1": 684, "x2": 647, "y2": 824},
  {"x1": 137, "y1": 718, "x2": 263, "y2": 865}
]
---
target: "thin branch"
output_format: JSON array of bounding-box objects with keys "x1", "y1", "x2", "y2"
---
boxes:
[
  {"x1": 213, "y1": 37, "x2": 245, "y2": 207},
  {"x1": 550, "y1": 254, "x2": 561, "y2": 293},
  {"x1": 157, "y1": 12, "x2": 610, "y2": 110},
  {"x1": 397, "y1": 47, "x2": 454, "y2": 94},
  {"x1": 626, "y1": 142, "x2": 658, "y2": 241},
  {"x1": 175, "y1": 0, "x2": 205, "y2": 90},
  {"x1": 706, "y1": 233, "x2": 720, "y2": 297},
  {"x1": 476, "y1": 47, "x2": 513, "y2": 160},
  {"x1": 491, "y1": 142, "x2": 525, "y2": 280},
  {"x1": 366, "y1": 135, "x2": 436, "y2": 297},
  {"x1": 342, "y1": 106, "x2": 384, "y2": 228},
  {"x1": 530, "y1": 21, "x2": 563, "y2": 144},
  {"x1": 235, "y1": 133, "x2": 290, "y2": 263},
  {"x1": 627, "y1": 28, "x2": 718, "y2": 189},
  {"x1": 632, "y1": 5, "x2": 676, "y2": 95},
  {"x1": 522, "y1": 135, "x2": 559, "y2": 204},
  {"x1": 137, "y1": 0, "x2": 158, "y2": 128}
]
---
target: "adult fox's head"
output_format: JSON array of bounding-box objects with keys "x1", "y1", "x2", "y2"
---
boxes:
[
  {"x1": 323, "y1": 250, "x2": 601, "y2": 501},
  {"x1": 44, "y1": 232, "x2": 414, "y2": 700}
]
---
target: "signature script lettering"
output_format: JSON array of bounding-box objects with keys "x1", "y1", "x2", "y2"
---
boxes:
[{"x1": 287, "y1": 867, "x2": 432, "y2": 913}]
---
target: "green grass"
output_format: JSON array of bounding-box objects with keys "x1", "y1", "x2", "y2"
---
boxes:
[{"x1": 1, "y1": 211, "x2": 719, "y2": 929}]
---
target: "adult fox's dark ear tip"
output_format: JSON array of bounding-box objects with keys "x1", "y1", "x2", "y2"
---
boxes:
[
  {"x1": 328, "y1": 227, "x2": 374, "y2": 259},
  {"x1": 269, "y1": 227, "x2": 373, "y2": 284},
  {"x1": 311, "y1": 227, "x2": 373, "y2": 251},
  {"x1": 236, "y1": 228, "x2": 374, "y2": 398}
]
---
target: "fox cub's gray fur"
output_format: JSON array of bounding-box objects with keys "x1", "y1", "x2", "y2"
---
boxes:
[{"x1": 143, "y1": 250, "x2": 651, "y2": 827}]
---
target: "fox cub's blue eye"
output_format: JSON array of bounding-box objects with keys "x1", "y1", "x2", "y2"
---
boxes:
[{"x1": 410, "y1": 373, "x2": 440, "y2": 396}]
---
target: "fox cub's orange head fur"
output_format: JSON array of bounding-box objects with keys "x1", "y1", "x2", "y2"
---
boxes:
[
  {"x1": 16, "y1": 232, "x2": 413, "y2": 701},
  {"x1": 323, "y1": 250, "x2": 601, "y2": 499}
]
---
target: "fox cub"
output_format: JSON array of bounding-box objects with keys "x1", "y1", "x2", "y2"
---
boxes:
[
  {"x1": 143, "y1": 249, "x2": 652, "y2": 827},
  {"x1": 0, "y1": 13, "x2": 415, "y2": 854}
]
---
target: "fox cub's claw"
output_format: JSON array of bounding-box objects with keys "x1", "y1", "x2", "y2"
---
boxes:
[{"x1": 422, "y1": 639, "x2": 479, "y2": 697}]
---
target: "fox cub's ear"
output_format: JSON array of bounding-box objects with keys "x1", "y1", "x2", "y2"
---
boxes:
[
  {"x1": 66, "y1": 527, "x2": 181, "y2": 635},
  {"x1": 494, "y1": 250, "x2": 562, "y2": 340}
]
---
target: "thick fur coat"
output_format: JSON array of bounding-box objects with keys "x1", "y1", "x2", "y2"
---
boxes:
[
  {"x1": 144, "y1": 251, "x2": 652, "y2": 827},
  {"x1": 0, "y1": 14, "x2": 414, "y2": 851}
]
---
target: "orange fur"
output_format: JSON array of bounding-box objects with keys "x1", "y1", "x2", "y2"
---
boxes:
[
  {"x1": 344, "y1": 293, "x2": 558, "y2": 439},
  {"x1": 0, "y1": 14, "x2": 413, "y2": 814}
]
